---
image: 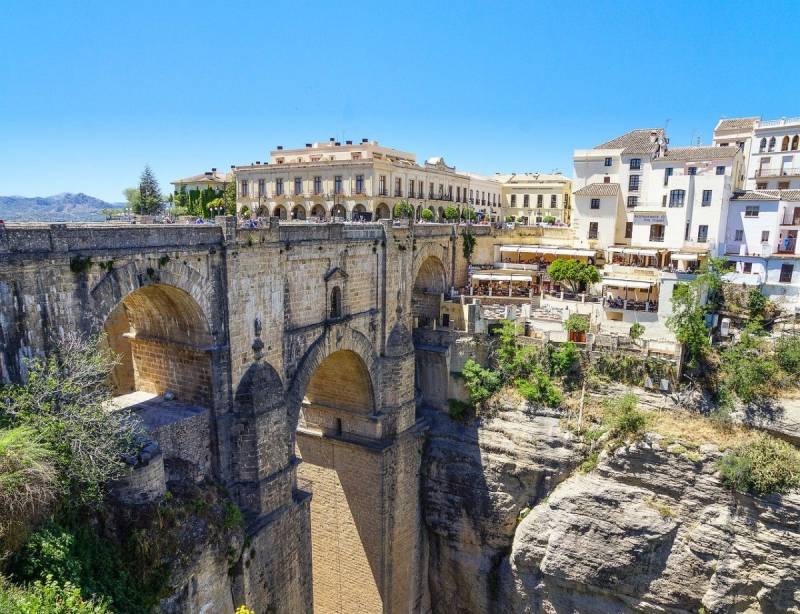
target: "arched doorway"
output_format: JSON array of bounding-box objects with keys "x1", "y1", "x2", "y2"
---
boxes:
[
  {"x1": 103, "y1": 283, "x2": 213, "y2": 407},
  {"x1": 292, "y1": 204, "x2": 306, "y2": 220},
  {"x1": 273, "y1": 205, "x2": 287, "y2": 220},
  {"x1": 353, "y1": 203, "x2": 368, "y2": 221},
  {"x1": 311, "y1": 204, "x2": 326, "y2": 220},
  {"x1": 331, "y1": 204, "x2": 347, "y2": 220},
  {"x1": 296, "y1": 349, "x2": 383, "y2": 612},
  {"x1": 437, "y1": 207, "x2": 445, "y2": 222},
  {"x1": 412, "y1": 256, "x2": 447, "y2": 328},
  {"x1": 375, "y1": 203, "x2": 390, "y2": 219},
  {"x1": 255, "y1": 204, "x2": 269, "y2": 218}
]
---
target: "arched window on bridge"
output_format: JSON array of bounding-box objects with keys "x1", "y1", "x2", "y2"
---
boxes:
[{"x1": 330, "y1": 286, "x2": 342, "y2": 319}]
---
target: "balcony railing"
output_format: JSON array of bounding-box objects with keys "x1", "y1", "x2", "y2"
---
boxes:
[
  {"x1": 759, "y1": 117, "x2": 800, "y2": 129},
  {"x1": 755, "y1": 168, "x2": 800, "y2": 177},
  {"x1": 781, "y1": 213, "x2": 800, "y2": 225},
  {"x1": 778, "y1": 239, "x2": 797, "y2": 254},
  {"x1": 604, "y1": 298, "x2": 659, "y2": 312}
]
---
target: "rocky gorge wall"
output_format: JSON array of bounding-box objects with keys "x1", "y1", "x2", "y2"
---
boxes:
[{"x1": 421, "y1": 402, "x2": 800, "y2": 613}]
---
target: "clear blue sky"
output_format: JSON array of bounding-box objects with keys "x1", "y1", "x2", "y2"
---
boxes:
[{"x1": 1, "y1": 0, "x2": 799, "y2": 202}]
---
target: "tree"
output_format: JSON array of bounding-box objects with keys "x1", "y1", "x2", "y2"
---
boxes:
[
  {"x1": 547, "y1": 259, "x2": 600, "y2": 294},
  {"x1": 542, "y1": 215, "x2": 556, "y2": 224},
  {"x1": 122, "y1": 188, "x2": 140, "y2": 212},
  {"x1": 461, "y1": 229, "x2": 476, "y2": 262},
  {"x1": 421, "y1": 209, "x2": 434, "y2": 222},
  {"x1": 629, "y1": 322, "x2": 645, "y2": 342},
  {"x1": 747, "y1": 288, "x2": 768, "y2": 319},
  {"x1": 136, "y1": 165, "x2": 163, "y2": 215},
  {"x1": 443, "y1": 206, "x2": 460, "y2": 221},
  {"x1": 696, "y1": 256, "x2": 729, "y2": 311},
  {"x1": 223, "y1": 179, "x2": 237, "y2": 215},
  {"x1": 393, "y1": 200, "x2": 414, "y2": 219},
  {"x1": 666, "y1": 282, "x2": 710, "y2": 367},
  {"x1": 564, "y1": 313, "x2": 590, "y2": 334}
]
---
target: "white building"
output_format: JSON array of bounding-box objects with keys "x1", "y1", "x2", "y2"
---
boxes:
[
  {"x1": 171, "y1": 169, "x2": 231, "y2": 193},
  {"x1": 713, "y1": 116, "x2": 800, "y2": 190},
  {"x1": 571, "y1": 128, "x2": 744, "y2": 327},
  {"x1": 233, "y1": 138, "x2": 490, "y2": 221},
  {"x1": 723, "y1": 189, "x2": 800, "y2": 314},
  {"x1": 495, "y1": 172, "x2": 572, "y2": 225},
  {"x1": 463, "y1": 172, "x2": 502, "y2": 222}
]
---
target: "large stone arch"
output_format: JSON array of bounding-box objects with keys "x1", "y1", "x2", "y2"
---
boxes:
[
  {"x1": 287, "y1": 324, "x2": 380, "y2": 440},
  {"x1": 90, "y1": 258, "x2": 216, "y2": 338}
]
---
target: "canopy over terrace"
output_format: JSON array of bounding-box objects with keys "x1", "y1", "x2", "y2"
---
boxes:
[
  {"x1": 601, "y1": 277, "x2": 659, "y2": 311},
  {"x1": 469, "y1": 270, "x2": 534, "y2": 298},
  {"x1": 606, "y1": 246, "x2": 663, "y2": 268},
  {"x1": 499, "y1": 245, "x2": 597, "y2": 266}
]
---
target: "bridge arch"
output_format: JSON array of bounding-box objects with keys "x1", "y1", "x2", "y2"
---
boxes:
[{"x1": 411, "y1": 254, "x2": 448, "y2": 327}]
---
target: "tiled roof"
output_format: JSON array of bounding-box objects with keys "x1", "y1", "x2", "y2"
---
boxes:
[
  {"x1": 730, "y1": 190, "x2": 780, "y2": 201},
  {"x1": 715, "y1": 117, "x2": 759, "y2": 131},
  {"x1": 781, "y1": 189, "x2": 800, "y2": 201},
  {"x1": 574, "y1": 183, "x2": 620, "y2": 197},
  {"x1": 655, "y1": 146, "x2": 740, "y2": 163},
  {"x1": 595, "y1": 129, "x2": 664, "y2": 155},
  {"x1": 172, "y1": 171, "x2": 231, "y2": 184},
  {"x1": 495, "y1": 172, "x2": 571, "y2": 184}
]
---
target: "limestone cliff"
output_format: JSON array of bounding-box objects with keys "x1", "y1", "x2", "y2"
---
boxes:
[{"x1": 422, "y1": 406, "x2": 800, "y2": 613}]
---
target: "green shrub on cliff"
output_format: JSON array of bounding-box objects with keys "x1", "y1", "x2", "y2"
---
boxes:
[
  {"x1": 515, "y1": 369, "x2": 562, "y2": 408},
  {"x1": 0, "y1": 575, "x2": 110, "y2": 614},
  {"x1": 462, "y1": 359, "x2": 501, "y2": 407},
  {"x1": 603, "y1": 394, "x2": 648, "y2": 439},
  {"x1": 718, "y1": 434, "x2": 800, "y2": 496}
]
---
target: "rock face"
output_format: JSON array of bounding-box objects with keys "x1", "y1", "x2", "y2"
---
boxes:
[
  {"x1": 423, "y1": 407, "x2": 800, "y2": 613},
  {"x1": 421, "y1": 404, "x2": 585, "y2": 613}
]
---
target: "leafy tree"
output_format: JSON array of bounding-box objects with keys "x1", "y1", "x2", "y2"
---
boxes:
[
  {"x1": 629, "y1": 322, "x2": 645, "y2": 342},
  {"x1": 461, "y1": 359, "x2": 501, "y2": 407},
  {"x1": 515, "y1": 369, "x2": 562, "y2": 408},
  {"x1": 549, "y1": 341, "x2": 580, "y2": 377},
  {"x1": 746, "y1": 288, "x2": 768, "y2": 319},
  {"x1": 542, "y1": 215, "x2": 556, "y2": 224},
  {"x1": 461, "y1": 208, "x2": 476, "y2": 221},
  {"x1": 173, "y1": 187, "x2": 188, "y2": 213},
  {"x1": 776, "y1": 335, "x2": 800, "y2": 376},
  {"x1": 206, "y1": 197, "x2": 224, "y2": 217},
  {"x1": 0, "y1": 334, "x2": 140, "y2": 504},
  {"x1": 421, "y1": 209, "x2": 434, "y2": 222},
  {"x1": 564, "y1": 313, "x2": 589, "y2": 334},
  {"x1": 695, "y1": 256, "x2": 729, "y2": 311},
  {"x1": 461, "y1": 229, "x2": 476, "y2": 262},
  {"x1": 505, "y1": 215, "x2": 516, "y2": 223},
  {"x1": 666, "y1": 282, "x2": 710, "y2": 367},
  {"x1": 223, "y1": 179, "x2": 237, "y2": 215},
  {"x1": 122, "y1": 188, "x2": 140, "y2": 212},
  {"x1": 136, "y1": 166, "x2": 163, "y2": 215},
  {"x1": 393, "y1": 200, "x2": 414, "y2": 219},
  {"x1": 443, "y1": 206, "x2": 460, "y2": 221},
  {"x1": 547, "y1": 259, "x2": 600, "y2": 294}
]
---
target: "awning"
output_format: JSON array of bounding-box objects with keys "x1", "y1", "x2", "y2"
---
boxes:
[
  {"x1": 601, "y1": 278, "x2": 654, "y2": 289},
  {"x1": 499, "y1": 245, "x2": 595, "y2": 257},
  {"x1": 472, "y1": 273, "x2": 533, "y2": 282},
  {"x1": 607, "y1": 247, "x2": 659, "y2": 257},
  {"x1": 670, "y1": 253, "x2": 698, "y2": 262}
]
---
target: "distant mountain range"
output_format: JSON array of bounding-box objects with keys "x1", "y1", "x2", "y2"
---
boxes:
[{"x1": 0, "y1": 193, "x2": 124, "y2": 222}]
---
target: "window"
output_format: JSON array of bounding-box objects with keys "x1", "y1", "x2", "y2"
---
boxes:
[
  {"x1": 258, "y1": 179, "x2": 266, "y2": 197},
  {"x1": 759, "y1": 138, "x2": 767, "y2": 153},
  {"x1": 627, "y1": 196, "x2": 638, "y2": 208},
  {"x1": 429, "y1": 182, "x2": 434, "y2": 198},
  {"x1": 551, "y1": 195, "x2": 557, "y2": 208},
  {"x1": 410, "y1": 179, "x2": 416, "y2": 197},
  {"x1": 523, "y1": 195, "x2": 529, "y2": 207},
  {"x1": 780, "y1": 263, "x2": 794, "y2": 283},
  {"x1": 604, "y1": 157, "x2": 612, "y2": 167},
  {"x1": 669, "y1": 189, "x2": 686, "y2": 207},
  {"x1": 330, "y1": 286, "x2": 342, "y2": 318},
  {"x1": 419, "y1": 183, "x2": 424, "y2": 198},
  {"x1": 314, "y1": 176, "x2": 322, "y2": 195},
  {"x1": 734, "y1": 229, "x2": 743, "y2": 241},
  {"x1": 697, "y1": 225, "x2": 709, "y2": 242},
  {"x1": 768, "y1": 137, "x2": 776, "y2": 152},
  {"x1": 379, "y1": 175, "x2": 387, "y2": 196},
  {"x1": 625, "y1": 222, "x2": 633, "y2": 238},
  {"x1": 590, "y1": 198, "x2": 600, "y2": 209},
  {"x1": 628, "y1": 175, "x2": 640, "y2": 191},
  {"x1": 779, "y1": 181, "x2": 790, "y2": 190},
  {"x1": 761, "y1": 230, "x2": 770, "y2": 242},
  {"x1": 649, "y1": 224, "x2": 665, "y2": 242},
  {"x1": 793, "y1": 135, "x2": 800, "y2": 151},
  {"x1": 438, "y1": 184, "x2": 444, "y2": 198},
  {"x1": 603, "y1": 176, "x2": 611, "y2": 183},
  {"x1": 537, "y1": 195, "x2": 543, "y2": 207},
  {"x1": 448, "y1": 185, "x2": 453, "y2": 200},
  {"x1": 356, "y1": 174, "x2": 364, "y2": 194},
  {"x1": 716, "y1": 166, "x2": 725, "y2": 175},
  {"x1": 294, "y1": 177, "x2": 302, "y2": 195},
  {"x1": 510, "y1": 194, "x2": 516, "y2": 206},
  {"x1": 395, "y1": 177, "x2": 402, "y2": 197},
  {"x1": 688, "y1": 166, "x2": 697, "y2": 176},
  {"x1": 335, "y1": 175, "x2": 343, "y2": 195},
  {"x1": 239, "y1": 180, "x2": 248, "y2": 197},
  {"x1": 702, "y1": 190, "x2": 712, "y2": 206},
  {"x1": 455, "y1": 185, "x2": 459, "y2": 201},
  {"x1": 588, "y1": 222, "x2": 598, "y2": 239},
  {"x1": 275, "y1": 178, "x2": 284, "y2": 195},
  {"x1": 782, "y1": 136, "x2": 790, "y2": 151},
  {"x1": 743, "y1": 262, "x2": 752, "y2": 273},
  {"x1": 664, "y1": 167, "x2": 673, "y2": 186},
  {"x1": 756, "y1": 182, "x2": 767, "y2": 190},
  {"x1": 745, "y1": 205, "x2": 760, "y2": 217},
  {"x1": 630, "y1": 158, "x2": 641, "y2": 170}
]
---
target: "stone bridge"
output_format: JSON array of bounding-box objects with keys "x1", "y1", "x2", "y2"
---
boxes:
[{"x1": 0, "y1": 218, "x2": 470, "y2": 613}]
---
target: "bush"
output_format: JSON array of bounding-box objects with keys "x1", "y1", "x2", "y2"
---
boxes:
[
  {"x1": 776, "y1": 335, "x2": 800, "y2": 376},
  {"x1": 393, "y1": 200, "x2": 414, "y2": 219},
  {"x1": 603, "y1": 394, "x2": 648, "y2": 439},
  {"x1": 629, "y1": 322, "x2": 644, "y2": 342},
  {"x1": 447, "y1": 399, "x2": 471, "y2": 422},
  {"x1": 547, "y1": 259, "x2": 600, "y2": 294},
  {"x1": 718, "y1": 434, "x2": 800, "y2": 496},
  {"x1": 719, "y1": 330, "x2": 780, "y2": 405},
  {"x1": 443, "y1": 206, "x2": 460, "y2": 221},
  {"x1": 549, "y1": 342, "x2": 580, "y2": 377},
  {"x1": 420, "y1": 208, "x2": 434, "y2": 221},
  {"x1": 462, "y1": 359, "x2": 502, "y2": 407},
  {"x1": 564, "y1": 313, "x2": 589, "y2": 334},
  {"x1": 542, "y1": 215, "x2": 556, "y2": 224},
  {"x1": 0, "y1": 575, "x2": 110, "y2": 614},
  {"x1": 746, "y1": 288, "x2": 768, "y2": 319},
  {"x1": 0, "y1": 427, "x2": 59, "y2": 557},
  {"x1": 515, "y1": 369, "x2": 562, "y2": 408}
]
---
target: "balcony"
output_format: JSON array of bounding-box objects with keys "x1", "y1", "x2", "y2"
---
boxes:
[
  {"x1": 781, "y1": 211, "x2": 800, "y2": 226},
  {"x1": 777, "y1": 239, "x2": 798, "y2": 255},
  {"x1": 603, "y1": 298, "x2": 659, "y2": 312},
  {"x1": 755, "y1": 167, "x2": 800, "y2": 178}
]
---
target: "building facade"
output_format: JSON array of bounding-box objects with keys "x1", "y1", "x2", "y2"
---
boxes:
[
  {"x1": 233, "y1": 139, "x2": 493, "y2": 222},
  {"x1": 171, "y1": 168, "x2": 231, "y2": 193},
  {"x1": 495, "y1": 172, "x2": 572, "y2": 225}
]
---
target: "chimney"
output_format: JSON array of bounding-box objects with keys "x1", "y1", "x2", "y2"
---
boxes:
[
  {"x1": 650, "y1": 130, "x2": 658, "y2": 143},
  {"x1": 211, "y1": 167, "x2": 217, "y2": 172},
  {"x1": 362, "y1": 138, "x2": 368, "y2": 143},
  {"x1": 335, "y1": 141, "x2": 341, "y2": 146},
  {"x1": 330, "y1": 137, "x2": 335, "y2": 142},
  {"x1": 306, "y1": 143, "x2": 312, "y2": 148},
  {"x1": 204, "y1": 172, "x2": 212, "y2": 176},
  {"x1": 231, "y1": 165, "x2": 236, "y2": 169},
  {"x1": 277, "y1": 145, "x2": 283, "y2": 150},
  {"x1": 346, "y1": 140, "x2": 352, "y2": 145}
]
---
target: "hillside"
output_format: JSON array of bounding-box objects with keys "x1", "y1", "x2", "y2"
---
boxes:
[{"x1": 0, "y1": 192, "x2": 123, "y2": 221}]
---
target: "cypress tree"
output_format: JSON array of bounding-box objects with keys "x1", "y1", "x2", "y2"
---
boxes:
[{"x1": 137, "y1": 165, "x2": 163, "y2": 215}]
